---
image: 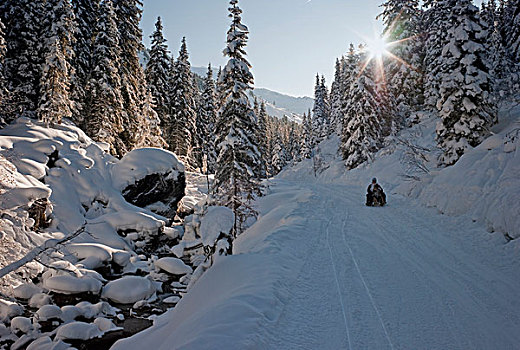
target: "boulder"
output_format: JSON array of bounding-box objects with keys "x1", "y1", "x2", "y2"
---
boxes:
[{"x1": 122, "y1": 171, "x2": 186, "y2": 218}]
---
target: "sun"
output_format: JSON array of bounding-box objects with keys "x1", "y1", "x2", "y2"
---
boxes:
[{"x1": 366, "y1": 34, "x2": 391, "y2": 62}]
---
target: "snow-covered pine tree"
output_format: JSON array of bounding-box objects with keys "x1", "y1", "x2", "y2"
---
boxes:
[
  {"x1": 167, "y1": 37, "x2": 198, "y2": 166},
  {"x1": 436, "y1": 0, "x2": 496, "y2": 166},
  {"x1": 214, "y1": 0, "x2": 261, "y2": 235},
  {"x1": 300, "y1": 111, "x2": 313, "y2": 160},
  {"x1": 339, "y1": 44, "x2": 360, "y2": 125},
  {"x1": 340, "y1": 54, "x2": 384, "y2": 170},
  {"x1": 311, "y1": 74, "x2": 330, "y2": 145},
  {"x1": 271, "y1": 132, "x2": 287, "y2": 175},
  {"x1": 70, "y1": 0, "x2": 100, "y2": 127},
  {"x1": 256, "y1": 101, "x2": 269, "y2": 177},
  {"x1": 423, "y1": 0, "x2": 457, "y2": 111},
  {"x1": 2, "y1": 1, "x2": 46, "y2": 119},
  {"x1": 145, "y1": 16, "x2": 171, "y2": 131},
  {"x1": 85, "y1": 0, "x2": 125, "y2": 156},
  {"x1": 113, "y1": 0, "x2": 158, "y2": 151},
  {"x1": 507, "y1": 0, "x2": 520, "y2": 62},
  {"x1": 329, "y1": 58, "x2": 343, "y2": 136},
  {"x1": 196, "y1": 64, "x2": 218, "y2": 174},
  {"x1": 378, "y1": 0, "x2": 423, "y2": 124},
  {"x1": 37, "y1": 0, "x2": 75, "y2": 125}
]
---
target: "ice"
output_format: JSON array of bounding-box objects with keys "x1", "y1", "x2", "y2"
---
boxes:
[
  {"x1": 101, "y1": 276, "x2": 156, "y2": 304},
  {"x1": 199, "y1": 206, "x2": 234, "y2": 246},
  {"x1": 155, "y1": 258, "x2": 193, "y2": 275}
]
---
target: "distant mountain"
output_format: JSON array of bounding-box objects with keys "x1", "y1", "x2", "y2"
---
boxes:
[{"x1": 191, "y1": 67, "x2": 313, "y2": 123}]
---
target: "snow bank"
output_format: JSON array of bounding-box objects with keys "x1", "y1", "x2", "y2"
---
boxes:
[{"x1": 111, "y1": 183, "x2": 314, "y2": 349}]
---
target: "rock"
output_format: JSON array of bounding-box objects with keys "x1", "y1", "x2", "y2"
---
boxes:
[
  {"x1": 27, "y1": 198, "x2": 50, "y2": 231},
  {"x1": 122, "y1": 171, "x2": 186, "y2": 218}
]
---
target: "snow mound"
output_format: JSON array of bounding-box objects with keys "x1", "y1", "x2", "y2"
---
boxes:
[
  {"x1": 155, "y1": 257, "x2": 193, "y2": 275},
  {"x1": 101, "y1": 276, "x2": 156, "y2": 304},
  {"x1": 43, "y1": 275, "x2": 103, "y2": 295},
  {"x1": 199, "y1": 206, "x2": 234, "y2": 246},
  {"x1": 111, "y1": 147, "x2": 184, "y2": 191},
  {"x1": 55, "y1": 321, "x2": 102, "y2": 340}
]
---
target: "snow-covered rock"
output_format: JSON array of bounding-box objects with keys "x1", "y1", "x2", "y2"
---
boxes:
[
  {"x1": 12, "y1": 284, "x2": 42, "y2": 300},
  {"x1": 101, "y1": 276, "x2": 156, "y2": 304},
  {"x1": 154, "y1": 257, "x2": 193, "y2": 276},
  {"x1": 0, "y1": 299, "x2": 24, "y2": 322},
  {"x1": 55, "y1": 321, "x2": 102, "y2": 340},
  {"x1": 35, "y1": 305, "x2": 62, "y2": 321},
  {"x1": 28, "y1": 293, "x2": 52, "y2": 308},
  {"x1": 26, "y1": 336, "x2": 74, "y2": 350},
  {"x1": 43, "y1": 275, "x2": 103, "y2": 295},
  {"x1": 10, "y1": 316, "x2": 33, "y2": 334}
]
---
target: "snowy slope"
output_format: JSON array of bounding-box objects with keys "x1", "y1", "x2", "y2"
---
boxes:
[{"x1": 111, "y1": 106, "x2": 520, "y2": 349}]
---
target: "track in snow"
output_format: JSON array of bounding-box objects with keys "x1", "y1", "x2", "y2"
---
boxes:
[{"x1": 262, "y1": 181, "x2": 520, "y2": 350}]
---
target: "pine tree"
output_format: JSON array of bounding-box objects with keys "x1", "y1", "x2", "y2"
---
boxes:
[
  {"x1": 271, "y1": 132, "x2": 287, "y2": 175},
  {"x1": 167, "y1": 37, "x2": 198, "y2": 165},
  {"x1": 329, "y1": 58, "x2": 343, "y2": 136},
  {"x1": 145, "y1": 16, "x2": 171, "y2": 130},
  {"x1": 85, "y1": 0, "x2": 125, "y2": 156},
  {"x1": 436, "y1": 0, "x2": 496, "y2": 166},
  {"x1": 341, "y1": 55, "x2": 384, "y2": 170},
  {"x1": 423, "y1": 0, "x2": 457, "y2": 111},
  {"x1": 378, "y1": 0, "x2": 423, "y2": 124},
  {"x1": 311, "y1": 74, "x2": 330, "y2": 145},
  {"x1": 113, "y1": 0, "x2": 158, "y2": 151},
  {"x1": 37, "y1": 0, "x2": 75, "y2": 125},
  {"x1": 197, "y1": 63, "x2": 218, "y2": 174},
  {"x1": 70, "y1": 0, "x2": 100, "y2": 127},
  {"x1": 2, "y1": 1, "x2": 47, "y2": 119},
  {"x1": 300, "y1": 111, "x2": 313, "y2": 160},
  {"x1": 508, "y1": 0, "x2": 520, "y2": 62},
  {"x1": 214, "y1": 0, "x2": 261, "y2": 236},
  {"x1": 256, "y1": 101, "x2": 268, "y2": 177}
]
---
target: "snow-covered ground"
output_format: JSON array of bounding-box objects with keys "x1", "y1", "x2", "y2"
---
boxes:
[{"x1": 112, "y1": 106, "x2": 520, "y2": 349}]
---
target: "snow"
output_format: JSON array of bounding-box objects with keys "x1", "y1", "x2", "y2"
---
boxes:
[
  {"x1": 110, "y1": 147, "x2": 184, "y2": 191},
  {"x1": 43, "y1": 275, "x2": 103, "y2": 295},
  {"x1": 154, "y1": 257, "x2": 193, "y2": 275},
  {"x1": 12, "y1": 284, "x2": 42, "y2": 300},
  {"x1": 0, "y1": 299, "x2": 24, "y2": 322},
  {"x1": 113, "y1": 105, "x2": 520, "y2": 350},
  {"x1": 199, "y1": 206, "x2": 234, "y2": 246},
  {"x1": 26, "y1": 336, "x2": 74, "y2": 350},
  {"x1": 55, "y1": 321, "x2": 102, "y2": 340},
  {"x1": 35, "y1": 305, "x2": 62, "y2": 322},
  {"x1": 101, "y1": 276, "x2": 156, "y2": 304},
  {"x1": 10, "y1": 317, "x2": 33, "y2": 334}
]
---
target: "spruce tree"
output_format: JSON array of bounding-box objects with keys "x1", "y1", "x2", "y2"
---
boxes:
[
  {"x1": 436, "y1": 0, "x2": 496, "y2": 166},
  {"x1": 197, "y1": 64, "x2": 218, "y2": 174},
  {"x1": 423, "y1": 0, "x2": 457, "y2": 111},
  {"x1": 38, "y1": 0, "x2": 75, "y2": 125},
  {"x1": 113, "y1": 0, "x2": 157, "y2": 151},
  {"x1": 2, "y1": 1, "x2": 47, "y2": 119},
  {"x1": 300, "y1": 111, "x2": 313, "y2": 160},
  {"x1": 256, "y1": 101, "x2": 268, "y2": 177},
  {"x1": 311, "y1": 74, "x2": 330, "y2": 145},
  {"x1": 214, "y1": 0, "x2": 261, "y2": 235},
  {"x1": 329, "y1": 58, "x2": 343, "y2": 136},
  {"x1": 508, "y1": 0, "x2": 520, "y2": 62},
  {"x1": 341, "y1": 55, "x2": 384, "y2": 170},
  {"x1": 145, "y1": 16, "x2": 171, "y2": 130},
  {"x1": 378, "y1": 0, "x2": 423, "y2": 124},
  {"x1": 71, "y1": 0, "x2": 100, "y2": 127},
  {"x1": 167, "y1": 37, "x2": 197, "y2": 165},
  {"x1": 85, "y1": 0, "x2": 125, "y2": 156}
]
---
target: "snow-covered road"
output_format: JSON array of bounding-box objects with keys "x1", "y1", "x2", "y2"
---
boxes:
[
  {"x1": 113, "y1": 179, "x2": 520, "y2": 350},
  {"x1": 262, "y1": 182, "x2": 520, "y2": 349}
]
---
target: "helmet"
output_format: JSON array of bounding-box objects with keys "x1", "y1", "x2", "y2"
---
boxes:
[{"x1": 372, "y1": 178, "x2": 377, "y2": 183}]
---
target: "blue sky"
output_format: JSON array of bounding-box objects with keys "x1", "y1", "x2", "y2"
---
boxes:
[{"x1": 141, "y1": 0, "x2": 483, "y2": 98}]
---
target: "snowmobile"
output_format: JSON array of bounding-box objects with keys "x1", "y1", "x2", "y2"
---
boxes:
[{"x1": 366, "y1": 185, "x2": 386, "y2": 207}]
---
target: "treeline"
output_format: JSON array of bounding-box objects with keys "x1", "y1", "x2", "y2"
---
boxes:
[{"x1": 305, "y1": 0, "x2": 520, "y2": 168}]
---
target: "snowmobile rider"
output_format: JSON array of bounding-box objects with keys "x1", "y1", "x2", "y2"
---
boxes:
[{"x1": 366, "y1": 178, "x2": 386, "y2": 206}]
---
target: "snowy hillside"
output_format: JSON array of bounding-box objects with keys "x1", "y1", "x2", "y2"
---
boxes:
[
  {"x1": 0, "y1": 118, "x2": 213, "y2": 349},
  {"x1": 111, "y1": 105, "x2": 520, "y2": 350}
]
